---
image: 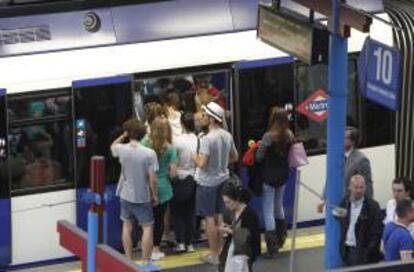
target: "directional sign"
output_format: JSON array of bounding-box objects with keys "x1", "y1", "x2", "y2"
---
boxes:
[
  {"x1": 257, "y1": 5, "x2": 329, "y2": 64},
  {"x1": 296, "y1": 89, "x2": 329, "y2": 123},
  {"x1": 358, "y1": 38, "x2": 401, "y2": 110}
]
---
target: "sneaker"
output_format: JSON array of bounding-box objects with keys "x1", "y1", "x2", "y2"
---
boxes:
[
  {"x1": 139, "y1": 261, "x2": 161, "y2": 272},
  {"x1": 201, "y1": 254, "x2": 219, "y2": 265},
  {"x1": 173, "y1": 244, "x2": 186, "y2": 253},
  {"x1": 187, "y1": 244, "x2": 195, "y2": 253},
  {"x1": 151, "y1": 251, "x2": 166, "y2": 261}
]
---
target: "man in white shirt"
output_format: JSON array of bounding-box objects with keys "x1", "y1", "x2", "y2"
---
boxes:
[{"x1": 384, "y1": 177, "x2": 414, "y2": 238}]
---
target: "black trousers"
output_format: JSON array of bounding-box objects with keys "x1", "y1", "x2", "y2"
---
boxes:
[
  {"x1": 153, "y1": 202, "x2": 169, "y2": 247},
  {"x1": 172, "y1": 198, "x2": 195, "y2": 245}
]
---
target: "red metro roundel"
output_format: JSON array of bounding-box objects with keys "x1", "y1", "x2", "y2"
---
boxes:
[{"x1": 296, "y1": 89, "x2": 329, "y2": 123}]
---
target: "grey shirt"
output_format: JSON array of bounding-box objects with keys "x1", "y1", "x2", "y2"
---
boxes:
[
  {"x1": 195, "y1": 128, "x2": 238, "y2": 187},
  {"x1": 112, "y1": 143, "x2": 158, "y2": 203}
]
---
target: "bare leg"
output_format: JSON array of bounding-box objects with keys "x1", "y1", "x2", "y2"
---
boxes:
[
  {"x1": 141, "y1": 225, "x2": 154, "y2": 263},
  {"x1": 205, "y1": 216, "x2": 220, "y2": 256},
  {"x1": 122, "y1": 220, "x2": 133, "y2": 259}
]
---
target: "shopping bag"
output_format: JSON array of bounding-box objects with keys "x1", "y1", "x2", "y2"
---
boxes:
[
  {"x1": 225, "y1": 255, "x2": 250, "y2": 272},
  {"x1": 288, "y1": 142, "x2": 309, "y2": 168}
]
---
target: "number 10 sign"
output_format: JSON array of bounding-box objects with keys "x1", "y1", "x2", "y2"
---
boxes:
[{"x1": 358, "y1": 38, "x2": 402, "y2": 111}]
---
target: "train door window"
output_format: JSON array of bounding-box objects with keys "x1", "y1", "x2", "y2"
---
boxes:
[
  {"x1": 295, "y1": 61, "x2": 359, "y2": 153},
  {"x1": 73, "y1": 79, "x2": 133, "y2": 187},
  {"x1": 234, "y1": 60, "x2": 294, "y2": 153},
  {"x1": 7, "y1": 89, "x2": 73, "y2": 194},
  {"x1": 135, "y1": 70, "x2": 231, "y2": 132}
]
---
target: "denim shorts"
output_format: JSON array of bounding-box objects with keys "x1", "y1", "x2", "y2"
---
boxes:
[
  {"x1": 120, "y1": 199, "x2": 154, "y2": 226},
  {"x1": 195, "y1": 182, "x2": 225, "y2": 217}
]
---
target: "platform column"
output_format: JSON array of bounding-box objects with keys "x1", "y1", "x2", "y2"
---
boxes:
[{"x1": 325, "y1": 0, "x2": 348, "y2": 269}]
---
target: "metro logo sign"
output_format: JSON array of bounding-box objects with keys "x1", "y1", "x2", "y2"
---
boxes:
[{"x1": 296, "y1": 89, "x2": 329, "y2": 123}]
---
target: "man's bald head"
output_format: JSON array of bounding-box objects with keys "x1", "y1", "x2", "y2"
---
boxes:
[{"x1": 349, "y1": 174, "x2": 366, "y2": 200}]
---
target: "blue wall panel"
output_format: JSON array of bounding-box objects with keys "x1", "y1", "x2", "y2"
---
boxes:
[
  {"x1": 111, "y1": 0, "x2": 235, "y2": 43},
  {"x1": 0, "y1": 9, "x2": 116, "y2": 57},
  {"x1": 229, "y1": 0, "x2": 260, "y2": 30}
]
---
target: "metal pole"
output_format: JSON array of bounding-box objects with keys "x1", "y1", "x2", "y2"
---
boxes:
[
  {"x1": 289, "y1": 170, "x2": 301, "y2": 272},
  {"x1": 325, "y1": 0, "x2": 348, "y2": 269}
]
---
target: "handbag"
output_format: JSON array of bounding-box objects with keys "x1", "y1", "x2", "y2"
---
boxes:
[
  {"x1": 233, "y1": 227, "x2": 251, "y2": 256},
  {"x1": 232, "y1": 211, "x2": 251, "y2": 256},
  {"x1": 288, "y1": 142, "x2": 309, "y2": 168}
]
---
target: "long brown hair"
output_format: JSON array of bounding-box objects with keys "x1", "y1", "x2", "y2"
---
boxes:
[
  {"x1": 145, "y1": 102, "x2": 168, "y2": 124},
  {"x1": 149, "y1": 117, "x2": 172, "y2": 157},
  {"x1": 268, "y1": 106, "x2": 292, "y2": 147}
]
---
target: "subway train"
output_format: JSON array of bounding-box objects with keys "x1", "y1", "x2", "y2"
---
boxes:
[{"x1": 0, "y1": 4, "x2": 396, "y2": 270}]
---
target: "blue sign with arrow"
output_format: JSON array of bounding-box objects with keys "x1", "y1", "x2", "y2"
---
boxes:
[{"x1": 358, "y1": 38, "x2": 401, "y2": 110}]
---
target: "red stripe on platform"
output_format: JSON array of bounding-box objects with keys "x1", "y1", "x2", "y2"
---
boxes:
[{"x1": 96, "y1": 245, "x2": 141, "y2": 272}]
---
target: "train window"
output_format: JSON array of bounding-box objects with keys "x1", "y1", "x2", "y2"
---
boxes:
[
  {"x1": 74, "y1": 82, "x2": 133, "y2": 187},
  {"x1": 7, "y1": 90, "x2": 73, "y2": 193},
  {"x1": 7, "y1": 94, "x2": 70, "y2": 122},
  {"x1": 295, "y1": 61, "x2": 359, "y2": 153}
]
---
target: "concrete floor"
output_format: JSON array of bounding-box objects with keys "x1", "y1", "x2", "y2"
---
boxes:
[{"x1": 10, "y1": 227, "x2": 325, "y2": 272}]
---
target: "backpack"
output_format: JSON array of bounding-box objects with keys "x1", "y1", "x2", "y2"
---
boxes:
[{"x1": 242, "y1": 140, "x2": 263, "y2": 196}]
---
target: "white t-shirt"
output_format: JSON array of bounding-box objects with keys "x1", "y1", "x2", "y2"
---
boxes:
[
  {"x1": 168, "y1": 112, "x2": 182, "y2": 139},
  {"x1": 173, "y1": 133, "x2": 198, "y2": 180},
  {"x1": 384, "y1": 199, "x2": 414, "y2": 239}
]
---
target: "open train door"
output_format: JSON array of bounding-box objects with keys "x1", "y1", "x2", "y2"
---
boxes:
[
  {"x1": 233, "y1": 57, "x2": 296, "y2": 227},
  {"x1": 72, "y1": 75, "x2": 133, "y2": 250}
]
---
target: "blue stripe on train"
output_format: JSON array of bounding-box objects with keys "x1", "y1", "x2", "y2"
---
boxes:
[
  {"x1": 0, "y1": 198, "x2": 11, "y2": 267},
  {"x1": 76, "y1": 184, "x2": 122, "y2": 250}
]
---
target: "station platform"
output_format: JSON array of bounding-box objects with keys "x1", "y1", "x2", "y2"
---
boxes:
[{"x1": 13, "y1": 227, "x2": 324, "y2": 272}]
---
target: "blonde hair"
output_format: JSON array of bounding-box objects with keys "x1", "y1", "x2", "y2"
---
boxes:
[{"x1": 149, "y1": 117, "x2": 172, "y2": 157}]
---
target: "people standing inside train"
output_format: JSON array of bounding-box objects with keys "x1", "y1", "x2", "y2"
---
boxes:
[
  {"x1": 337, "y1": 175, "x2": 383, "y2": 266},
  {"x1": 172, "y1": 113, "x2": 198, "y2": 253},
  {"x1": 144, "y1": 102, "x2": 168, "y2": 133},
  {"x1": 193, "y1": 102, "x2": 238, "y2": 265},
  {"x1": 318, "y1": 127, "x2": 373, "y2": 213},
  {"x1": 382, "y1": 198, "x2": 414, "y2": 262},
  {"x1": 141, "y1": 117, "x2": 178, "y2": 261},
  {"x1": 384, "y1": 177, "x2": 414, "y2": 239},
  {"x1": 111, "y1": 119, "x2": 159, "y2": 265},
  {"x1": 254, "y1": 107, "x2": 294, "y2": 258},
  {"x1": 219, "y1": 183, "x2": 261, "y2": 272},
  {"x1": 165, "y1": 91, "x2": 183, "y2": 139},
  {"x1": 193, "y1": 73, "x2": 225, "y2": 108}
]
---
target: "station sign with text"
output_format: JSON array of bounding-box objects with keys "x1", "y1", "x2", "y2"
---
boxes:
[
  {"x1": 257, "y1": 5, "x2": 329, "y2": 65},
  {"x1": 358, "y1": 38, "x2": 401, "y2": 111}
]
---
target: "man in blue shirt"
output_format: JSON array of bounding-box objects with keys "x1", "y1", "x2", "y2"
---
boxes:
[{"x1": 383, "y1": 198, "x2": 414, "y2": 261}]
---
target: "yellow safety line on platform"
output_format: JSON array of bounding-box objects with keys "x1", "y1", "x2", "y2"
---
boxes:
[{"x1": 67, "y1": 233, "x2": 325, "y2": 271}]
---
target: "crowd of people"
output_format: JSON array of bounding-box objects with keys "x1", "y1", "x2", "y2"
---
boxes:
[
  {"x1": 110, "y1": 76, "x2": 414, "y2": 271},
  {"x1": 318, "y1": 127, "x2": 414, "y2": 267},
  {"x1": 111, "y1": 75, "x2": 297, "y2": 272}
]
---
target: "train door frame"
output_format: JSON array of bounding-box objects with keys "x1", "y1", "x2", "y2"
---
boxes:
[
  {"x1": 72, "y1": 75, "x2": 134, "y2": 250},
  {"x1": 232, "y1": 56, "x2": 296, "y2": 227}
]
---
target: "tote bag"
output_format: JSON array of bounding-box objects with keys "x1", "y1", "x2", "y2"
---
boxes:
[{"x1": 288, "y1": 142, "x2": 309, "y2": 168}]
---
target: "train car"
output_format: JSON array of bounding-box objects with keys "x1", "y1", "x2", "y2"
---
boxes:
[{"x1": 0, "y1": 2, "x2": 395, "y2": 269}]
